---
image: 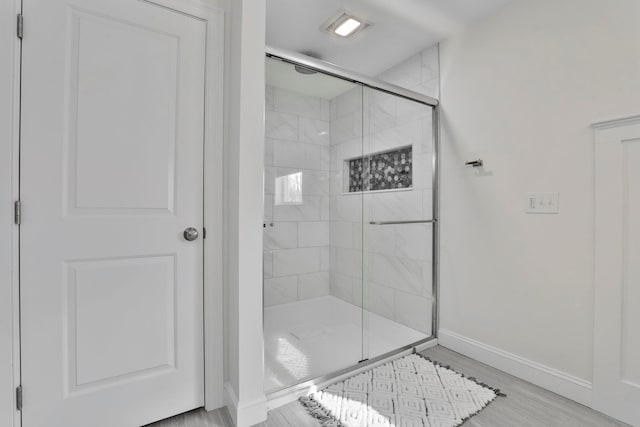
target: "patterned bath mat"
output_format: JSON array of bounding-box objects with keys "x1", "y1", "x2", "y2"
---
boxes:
[{"x1": 299, "y1": 352, "x2": 504, "y2": 427}]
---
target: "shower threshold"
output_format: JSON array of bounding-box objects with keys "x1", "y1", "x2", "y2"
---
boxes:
[{"x1": 264, "y1": 295, "x2": 435, "y2": 407}]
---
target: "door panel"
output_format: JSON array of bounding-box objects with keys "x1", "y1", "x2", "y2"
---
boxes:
[
  {"x1": 593, "y1": 121, "x2": 640, "y2": 426},
  {"x1": 621, "y1": 140, "x2": 640, "y2": 389},
  {"x1": 20, "y1": 0, "x2": 206, "y2": 425},
  {"x1": 68, "y1": 8, "x2": 180, "y2": 214},
  {"x1": 68, "y1": 255, "x2": 176, "y2": 389}
]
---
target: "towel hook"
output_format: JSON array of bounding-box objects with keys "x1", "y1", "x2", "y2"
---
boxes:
[{"x1": 465, "y1": 159, "x2": 483, "y2": 167}]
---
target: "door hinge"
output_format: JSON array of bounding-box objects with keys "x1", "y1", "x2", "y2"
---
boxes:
[
  {"x1": 16, "y1": 14, "x2": 23, "y2": 39},
  {"x1": 203, "y1": 227, "x2": 206, "y2": 239},
  {"x1": 16, "y1": 386, "x2": 22, "y2": 411},
  {"x1": 14, "y1": 201, "x2": 21, "y2": 225}
]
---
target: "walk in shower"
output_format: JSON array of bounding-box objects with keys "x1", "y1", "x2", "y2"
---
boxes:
[{"x1": 263, "y1": 48, "x2": 439, "y2": 395}]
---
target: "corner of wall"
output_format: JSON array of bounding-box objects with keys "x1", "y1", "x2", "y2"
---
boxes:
[
  {"x1": 224, "y1": 382, "x2": 268, "y2": 427},
  {"x1": 223, "y1": 382, "x2": 238, "y2": 425},
  {"x1": 223, "y1": 0, "x2": 267, "y2": 425}
]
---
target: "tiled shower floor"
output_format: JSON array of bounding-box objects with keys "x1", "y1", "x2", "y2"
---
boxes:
[{"x1": 264, "y1": 295, "x2": 428, "y2": 392}]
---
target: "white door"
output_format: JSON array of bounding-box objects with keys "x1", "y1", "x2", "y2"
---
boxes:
[
  {"x1": 20, "y1": 0, "x2": 206, "y2": 425},
  {"x1": 593, "y1": 117, "x2": 640, "y2": 427}
]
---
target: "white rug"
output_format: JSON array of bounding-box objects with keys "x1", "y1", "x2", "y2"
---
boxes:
[{"x1": 299, "y1": 353, "x2": 503, "y2": 427}]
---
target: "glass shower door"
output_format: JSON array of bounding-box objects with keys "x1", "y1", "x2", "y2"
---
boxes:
[
  {"x1": 361, "y1": 88, "x2": 436, "y2": 362},
  {"x1": 263, "y1": 55, "x2": 367, "y2": 392},
  {"x1": 263, "y1": 54, "x2": 438, "y2": 394}
]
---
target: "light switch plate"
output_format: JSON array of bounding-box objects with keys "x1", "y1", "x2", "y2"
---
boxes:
[{"x1": 526, "y1": 192, "x2": 559, "y2": 214}]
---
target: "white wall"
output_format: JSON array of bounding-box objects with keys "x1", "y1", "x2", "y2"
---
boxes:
[
  {"x1": 438, "y1": 0, "x2": 640, "y2": 400},
  {"x1": 0, "y1": 1, "x2": 19, "y2": 426},
  {"x1": 263, "y1": 85, "x2": 331, "y2": 306},
  {"x1": 224, "y1": 0, "x2": 268, "y2": 425}
]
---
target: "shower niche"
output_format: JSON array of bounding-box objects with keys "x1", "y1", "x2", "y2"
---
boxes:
[
  {"x1": 263, "y1": 53, "x2": 437, "y2": 394},
  {"x1": 346, "y1": 145, "x2": 413, "y2": 193}
]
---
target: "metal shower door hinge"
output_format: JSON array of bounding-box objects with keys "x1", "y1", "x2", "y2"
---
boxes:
[
  {"x1": 17, "y1": 14, "x2": 23, "y2": 39},
  {"x1": 14, "y1": 201, "x2": 21, "y2": 225},
  {"x1": 16, "y1": 386, "x2": 22, "y2": 411}
]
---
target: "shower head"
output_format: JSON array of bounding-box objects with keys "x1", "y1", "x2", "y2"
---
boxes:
[
  {"x1": 293, "y1": 51, "x2": 320, "y2": 75},
  {"x1": 294, "y1": 64, "x2": 318, "y2": 75}
]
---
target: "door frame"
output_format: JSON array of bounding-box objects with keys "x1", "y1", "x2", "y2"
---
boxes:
[
  {"x1": 3, "y1": 0, "x2": 23, "y2": 425},
  {"x1": 5, "y1": 0, "x2": 227, "y2": 425}
]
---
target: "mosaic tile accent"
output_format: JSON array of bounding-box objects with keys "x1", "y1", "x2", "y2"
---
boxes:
[{"x1": 348, "y1": 146, "x2": 413, "y2": 192}]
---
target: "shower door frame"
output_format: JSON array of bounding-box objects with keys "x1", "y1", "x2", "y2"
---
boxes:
[{"x1": 264, "y1": 46, "x2": 440, "y2": 400}]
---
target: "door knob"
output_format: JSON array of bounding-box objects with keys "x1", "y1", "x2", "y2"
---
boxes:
[{"x1": 183, "y1": 227, "x2": 199, "y2": 241}]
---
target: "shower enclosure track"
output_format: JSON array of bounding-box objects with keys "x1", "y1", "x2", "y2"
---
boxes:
[
  {"x1": 266, "y1": 337, "x2": 438, "y2": 408},
  {"x1": 266, "y1": 47, "x2": 439, "y2": 108}
]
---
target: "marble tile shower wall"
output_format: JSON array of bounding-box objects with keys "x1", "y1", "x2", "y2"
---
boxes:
[
  {"x1": 263, "y1": 45, "x2": 439, "y2": 332},
  {"x1": 263, "y1": 85, "x2": 332, "y2": 307},
  {"x1": 377, "y1": 45, "x2": 440, "y2": 98},
  {"x1": 328, "y1": 44, "x2": 439, "y2": 335}
]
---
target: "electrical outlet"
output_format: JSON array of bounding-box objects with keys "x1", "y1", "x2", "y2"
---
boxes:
[{"x1": 526, "y1": 192, "x2": 559, "y2": 214}]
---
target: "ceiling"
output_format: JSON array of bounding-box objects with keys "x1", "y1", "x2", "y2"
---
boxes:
[{"x1": 266, "y1": 0, "x2": 513, "y2": 77}]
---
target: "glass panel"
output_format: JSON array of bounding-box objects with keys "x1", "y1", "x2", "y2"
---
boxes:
[
  {"x1": 362, "y1": 87, "x2": 435, "y2": 361},
  {"x1": 263, "y1": 57, "x2": 364, "y2": 393}
]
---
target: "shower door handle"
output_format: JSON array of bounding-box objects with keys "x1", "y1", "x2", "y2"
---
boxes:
[{"x1": 369, "y1": 219, "x2": 437, "y2": 225}]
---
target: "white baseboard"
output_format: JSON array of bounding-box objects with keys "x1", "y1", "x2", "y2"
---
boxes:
[
  {"x1": 438, "y1": 329, "x2": 593, "y2": 407},
  {"x1": 223, "y1": 382, "x2": 267, "y2": 427}
]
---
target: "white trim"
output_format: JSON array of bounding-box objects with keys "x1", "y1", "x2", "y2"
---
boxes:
[
  {"x1": 145, "y1": 0, "x2": 225, "y2": 17},
  {"x1": 438, "y1": 329, "x2": 593, "y2": 407},
  {"x1": 2, "y1": 0, "x2": 22, "y2": 425},
  {"x1": 224, "y1": 1, "x2": 268, "y2": 425},
  {"x1": 201, "y1": 4, "x2": 226, "y2": 411},
  {"x1": 592, "y1": 121, "x2": 640, "y2": 425},
  {"x1": 11, "y1": 4, "x2": 22, "y2": 422},
  {"x1": 224, "y1": 382, "x2": 268, "y2": 427},
  {"x1": 223, "y1": 382, "x2": 238, "y2": 425},
  {"x1": 201, "y1": 3, "x2": 226, "y2": 412},
  {"x1": 591, "y1": 114, "x2": 640, "y2": 130}
]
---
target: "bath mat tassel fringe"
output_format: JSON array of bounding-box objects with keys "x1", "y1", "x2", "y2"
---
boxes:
[{"x1": 299, "y1": 395, "x2": 344, "y2": 427}]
